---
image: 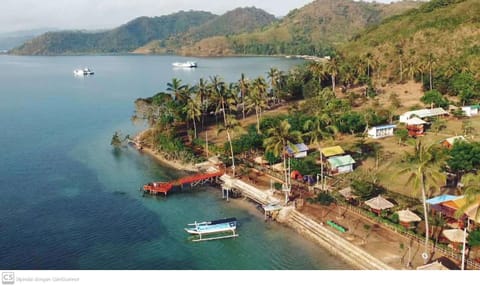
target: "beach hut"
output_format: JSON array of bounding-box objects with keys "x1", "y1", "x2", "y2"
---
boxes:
[
  {"x1": 365, "y1": 195, "x2": 394, "y2": 215},
  {"x1": 367, "y1": 124, "x2": 396, "y2": 139},
  {"x1": 399, "y1": 107, "x2": 449, "y2": 123},
  {"x1": 339, "y1": 187, "x2": 359, "y2": 204},
  {"x1": 327, "y1": 155, "x2": 355, "y2": 175},
  {"x1": 396, "y1": 209, "x2": 421, "y2": 228},
  {"x1": 286, "y1": 143, "x2": 309, "y2": 158},
  {"x1": 416, "y1": 260, "x2": 449, "y2": 270},
  {"x1": 441, "y1": 136, "x2": 467, "y2": 149},
  {"x1": 405, "y1": 117, "x2": 428, "y2": 137},
  {"x1": 443, "y1": 228, "x2": 467, "y2": 250}
]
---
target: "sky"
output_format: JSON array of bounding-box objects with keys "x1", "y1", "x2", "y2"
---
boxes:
[{"x1": 0, "y1": 0, "x2": 399, "y2": 33}]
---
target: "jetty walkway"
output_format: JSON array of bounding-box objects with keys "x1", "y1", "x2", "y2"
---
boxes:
[{"x1": 143, "y1": 169, "x2": 224, "y2": 196}]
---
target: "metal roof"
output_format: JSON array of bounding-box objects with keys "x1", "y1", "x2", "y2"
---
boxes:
[
  {"x1": 327, "y1": 155, "x2": 355, "y2": 168},
  {"x1": 321, "y1": 146, "x2": 345, "y2": 157}
]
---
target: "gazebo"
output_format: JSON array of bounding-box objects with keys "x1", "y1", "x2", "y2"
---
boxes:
[
  {"x1": 365, "y1": 195, "x2": 394, "y2": 215},
  {"x1": 442, "y1": 228, "x2": 468, "y2": 251},
  {"x1": 396, "y1": 209, "x2": 421, "y2": 228},
  {"x1": 339, "y1": 187, "x2": 359, "y2": 204}
]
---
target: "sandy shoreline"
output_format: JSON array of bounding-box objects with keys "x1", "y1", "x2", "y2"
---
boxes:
[{"x1": 134, "y1": 131, "x2": 368, "y2": 269}]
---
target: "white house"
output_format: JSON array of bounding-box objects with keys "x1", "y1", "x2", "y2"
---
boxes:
[
  {"x1": 399, "y1": 108, "x2": 449, "y2": 123},
  {"x1": 327, "y1": 155, "x2": 356, "y2": 175},
  {"x1": 461, "y1": 105, "x2": 480, "y2": 117},
  {"x1": 368, "y1": 125, "x2": 396, "y2": 139}
]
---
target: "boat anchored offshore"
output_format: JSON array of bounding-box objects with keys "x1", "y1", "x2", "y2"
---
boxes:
[
  {"x1": 73, "y1": 68, "x2": 94, "y2": 76},
  {"x1": 185, "y1": 217, "x2": 238, "y2": 242},
  {"x1": 172, "y1": 61, "x2": 197, "y2": 68}
]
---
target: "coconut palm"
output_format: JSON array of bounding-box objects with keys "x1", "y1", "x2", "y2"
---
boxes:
[
  {"x1": 217, "y1": 114, "x2": 242, "y2": 177},
  {"x1": 209, "y1": 76, "x2": 238, "y2": 176},
  {"x1": 246, "y1": 77, "x2": 268, "y2": 133},
  {"x1": 398, "y1": 140, "x2": 446, "y2": 263},
  {"x1": 166, "y1": 78, "x2": 187, "y2": 103},
  {"x1": 323, "y1": 57, "x2": 339, "y2": 95},
  {"x1": 303, "y1": 116, "x2": 337, "y2": 189},
  {"x1": 238, "y1": 73, "x2": 249, "y2": 120},
  {"x1": 425, "y1": 53, "x2": 438, "y2": 91},
  {"x1": 183, "y1": 95, "x2": 202, "y2": 139},
  {"x1": 456, "y1": 173, "x2": 480, "y2": 222},
  {"x1": 308, "y1": 61, "x2": 326, "y2": 85},
  {"x1": 264, "y1": 119, "x2": 303, "y2": 187}
]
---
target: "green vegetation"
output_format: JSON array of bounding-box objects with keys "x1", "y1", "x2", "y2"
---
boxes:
[{"x1": 11, "y1": 11, "x2": 216, "y2": 55}]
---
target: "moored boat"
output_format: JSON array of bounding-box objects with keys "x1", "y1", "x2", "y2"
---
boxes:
[
  {"x1": 74, "y1": 68, "x2": 94, "y2": 76},
  {"x1": 185, "y1": 217, "x2": 238, "y2": 241},
  {"x1": 172, "y1": 61, "x2": 197, "y2": 68}
]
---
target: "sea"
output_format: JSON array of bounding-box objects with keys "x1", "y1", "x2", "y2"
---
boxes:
[{"x1": 0, "y1": 55, "x2": 349, "y2": 270}]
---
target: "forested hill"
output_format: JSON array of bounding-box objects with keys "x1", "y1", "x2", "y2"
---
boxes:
[
  {"x1": 9, "y1": 11, "x2": 216, "y2": 55},
  {"x1": 134, "y1": 7, "x2": 277, "y2": 54},
  {"x1": 165, "y1": 0, "x2": 421, "y2": 56},
  {"x1": 340, "y1": 0, "x2": 480, "y2": 80}
]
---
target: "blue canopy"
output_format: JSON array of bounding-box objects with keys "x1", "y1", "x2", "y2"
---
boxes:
[{"x1": 426, "y1": 195, "x2": 459, "y2": 205}]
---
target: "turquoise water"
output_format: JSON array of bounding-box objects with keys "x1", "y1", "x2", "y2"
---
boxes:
[{"x1": 0, "y1": 55, "x2": 349, "y2": 270}]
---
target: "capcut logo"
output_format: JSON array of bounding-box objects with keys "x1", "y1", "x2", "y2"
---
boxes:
[{"x1": 1, "y1": 272, "x2": 14, "y2": 285}]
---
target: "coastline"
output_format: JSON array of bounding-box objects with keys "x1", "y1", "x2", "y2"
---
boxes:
[{"x1": 133, "y1": 129, "x2": 392, "y2": 270}]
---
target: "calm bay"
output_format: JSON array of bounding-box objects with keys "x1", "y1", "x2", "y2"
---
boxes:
[{"x1": 0, "y1": 55, "x2": 349, "y2": 270}]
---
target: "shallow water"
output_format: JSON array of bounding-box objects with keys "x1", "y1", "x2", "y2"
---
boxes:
[{"x1": 0, "y1": 55, "x2": 349, "y2": 270}]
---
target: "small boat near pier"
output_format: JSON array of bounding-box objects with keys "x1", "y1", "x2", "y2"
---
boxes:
[{"x1": 185, "y1": 217, "x2": 238, "y2": 242}]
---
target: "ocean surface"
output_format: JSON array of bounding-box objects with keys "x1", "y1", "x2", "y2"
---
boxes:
[{"x1": 0, "y1": 55, "x2": 349, "y2": 270}]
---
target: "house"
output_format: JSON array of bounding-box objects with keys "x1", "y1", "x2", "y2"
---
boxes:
[
  {"x1": 327, "y1": 155, "x2": 355, "y2": 175},
  {"x1": 320, "y1": 146, "x2": 345, "y2": 158},
  {"x1": 405, "y1": 117, "x2": 428, "y2": 137},
  {"x1": 461, "y1": 105, "x2": 480, "y2": 117},
  {"x1": 399, "y1": 107, "x2": 449, "y2": 123},
  {"x1": 285, "y1": 143, "x2": 309, "y2": 158},
  {"x1": 441, "y1": 136, "x2": 467, "y2": 149},
  {"x1": 368, "y1": 125, "x2": 396, "y2": 139}
]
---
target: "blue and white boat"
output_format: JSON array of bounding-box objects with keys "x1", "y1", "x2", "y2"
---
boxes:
[{"x1": 185, "y1": 217, "x2": 238, "y2": 242}]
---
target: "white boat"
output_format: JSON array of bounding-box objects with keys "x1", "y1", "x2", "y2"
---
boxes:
[
  {"x1": 185, "y1": 217, "x2": 238, "y2": 242},
  {"x1": 73, "y1": 68, "x2": 95, "y2": 76},
  {"x1": 172, "y1": 61, "x2": 197, "y2": 68}
]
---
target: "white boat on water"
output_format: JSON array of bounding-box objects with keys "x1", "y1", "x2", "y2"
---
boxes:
[
  {"x1": 172, "y1": 61, "x2": 197, "y2": 68},
  {"x1": 74, "y1": 68, "x2": 95, "y2": 76},
  {"x1": 185, "y1": 217, "x2": 238, "y2": 242}
]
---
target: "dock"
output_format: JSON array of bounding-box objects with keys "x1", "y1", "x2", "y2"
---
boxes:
[{"x1": 143, "y1": 169, "x2": 224, "y2": 196}]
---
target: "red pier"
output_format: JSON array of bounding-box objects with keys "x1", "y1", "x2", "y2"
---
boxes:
[{"x1": 143, "y1": 170, "x2": 224, "y2": 196}]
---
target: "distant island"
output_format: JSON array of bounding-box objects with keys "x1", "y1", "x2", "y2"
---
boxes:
[{"x1": 10, "y1": 0, "x2": 421, "y2": 57}]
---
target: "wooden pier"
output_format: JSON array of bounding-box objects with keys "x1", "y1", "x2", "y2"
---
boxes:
[{"x1": 143, "y1": 169, "x2": 224, "y2": 196}]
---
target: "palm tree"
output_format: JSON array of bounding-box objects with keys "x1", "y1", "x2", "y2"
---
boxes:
[
  {"x1": 263, "y1": 120, "x2": 303, "y2": 190},
  {"x1": 267, "y1": 67, "x2": 284, "y2": 104},
  {"x1": 246, "y1": 77, "x2": 268, "y2": 133},
  {"x1": 210, "y1": 76, "x2": 238, "y2": 176},
  {"x1": 398, "y1": 140, "x2": 446, "y2": 263},
  {"x1": 425, "y1": 53, "x2": 438, "y2": 91},
  {"x1": 217, "y1": 114, "x2": 241, "y2": 177},
  {"x1": 323, "y1": 57, "x2": 339, "y2": 95},
  {"x1": 166, "y1": 78, "x2": 187, "y2": 103},
  {"x1": 238, "y1": 73, "x2": 250, "y2": 120},
  {"x1": 308, "y1": 61, "x2": 326, "y2": 85},
  {"x1": 303, "y1": 116, "x2": 336, "y2": 189},
  {"x1": 457, "y1": 173, "x2": 480, "y2": 222},
  {"x1": 196, "y1": 78, "x2": 209, "y2": 130},
  {"x1": 184, "y1": 95, "x2": 202, "y2": 139}
]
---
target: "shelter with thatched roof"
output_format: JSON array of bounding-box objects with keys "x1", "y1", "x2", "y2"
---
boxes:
[
  {"x1": 396, "y1": 209, "x2": 421, "y2": 228},
  {"x1": 365, "y1": 195, "x2": 394, "y2": 215}
]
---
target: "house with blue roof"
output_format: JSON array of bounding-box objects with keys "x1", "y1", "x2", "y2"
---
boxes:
[{"x1": 285, "y1": 143, "x2": 309, "y2": 158}]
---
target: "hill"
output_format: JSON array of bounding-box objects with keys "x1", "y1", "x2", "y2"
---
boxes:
[
  {"x1": 340, "y1": 0, "x2": 480, "y2": 80},
  {"x1": 168, "y1": 0, "x2": 421, "y2": 56},
  {"x1": 10, "y1": 11, "x2": 216, "y2": 55},
  {"x1": 134, "y1": 7, "x2": 277, "y2": 54}
]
